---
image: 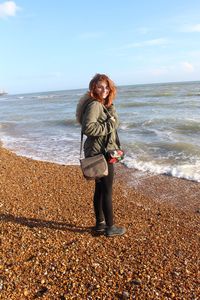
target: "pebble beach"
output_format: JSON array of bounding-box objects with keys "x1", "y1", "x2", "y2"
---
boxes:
[{"x1": 0, "y1": 146, "x2": 199, "y2": 299}]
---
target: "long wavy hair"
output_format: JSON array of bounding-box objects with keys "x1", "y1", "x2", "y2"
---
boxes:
[{"x1": 88, "y1": 73, "x2": 117, "y2": 107}]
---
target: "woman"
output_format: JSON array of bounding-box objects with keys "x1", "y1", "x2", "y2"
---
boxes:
[{"x1": 76, "y1": 74, "x2": 126, "y2": 237}]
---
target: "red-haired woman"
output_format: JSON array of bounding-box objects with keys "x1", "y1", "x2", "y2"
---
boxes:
[{"x1": 76, "y1": 74, "x2": 126, "y2": 237}]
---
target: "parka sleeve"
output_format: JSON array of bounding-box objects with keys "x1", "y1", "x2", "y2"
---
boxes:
[{"x1": 82, "y1": 101, "x2": 116, "y2": 137}]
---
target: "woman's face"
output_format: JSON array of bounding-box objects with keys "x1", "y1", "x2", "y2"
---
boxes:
[{"x1": 95, "y1": 80, "x2": 110, "y2": 99}]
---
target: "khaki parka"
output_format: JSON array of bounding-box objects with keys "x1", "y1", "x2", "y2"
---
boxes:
[{"x1": 76, "y1": 93, "x2": 119, "y2": 158}]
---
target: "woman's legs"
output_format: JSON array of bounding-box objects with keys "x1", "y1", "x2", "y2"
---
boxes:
[
  {"x1": 93, "y1": 180, "x2": 104, "y2": 224},
  {"x1": 93, "y1": 163, "x2": 114, "y2": 226},
  {"x1": 93, "y1": 163, "x2": 126, "y2": 236}
]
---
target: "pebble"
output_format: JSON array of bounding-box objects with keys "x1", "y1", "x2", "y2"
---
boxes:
[
  {"x1": 122, "y1": 291, "x2": 130, "y2": 299},
  {"x1": 132, "y1": 279, "x2": 142, "y2": 285},
  {"x1": 0, "y1": 280, "x2": 3, "y2": 291},
  {"x1": 23, "y1": 289, "x2": 29, "y2": 296}
]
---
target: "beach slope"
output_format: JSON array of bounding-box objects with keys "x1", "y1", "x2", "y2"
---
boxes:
[{"x1": 0, "y1": 147, "x2": 199, "y2": 299}]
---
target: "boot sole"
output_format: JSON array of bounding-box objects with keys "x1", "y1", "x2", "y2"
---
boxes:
[{"x1": 106, "y1": 229, "x2": 126, "y2": 237}]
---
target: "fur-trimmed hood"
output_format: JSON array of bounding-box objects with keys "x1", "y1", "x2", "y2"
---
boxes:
[{"x1": 76, "y1": 92, "x2": 93, "y2": 125}]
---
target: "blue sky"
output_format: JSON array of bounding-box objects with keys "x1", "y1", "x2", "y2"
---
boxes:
[{"x1": 1, "y1": 0, "x2": 200, "y2": 94}]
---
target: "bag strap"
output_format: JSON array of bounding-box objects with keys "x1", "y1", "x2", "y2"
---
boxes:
[
  {"x1": 80, "y1": 131, "x2": 84, "y2": 159},
  {"x1": 103, "y1": 105, "x2": 121, "y2": 150}
]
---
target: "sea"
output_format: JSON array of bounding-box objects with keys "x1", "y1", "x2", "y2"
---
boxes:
[{"x1": 0, "y1": 81, "x2": 200, "y2": 183}]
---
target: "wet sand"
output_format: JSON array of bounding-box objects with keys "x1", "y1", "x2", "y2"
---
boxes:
[{"x1": 0, "y1": 146, "x2": 199, "y2": 299}]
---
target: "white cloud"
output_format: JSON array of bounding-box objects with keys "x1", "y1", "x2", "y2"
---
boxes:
[
  {"x1": 121, "y1": 38, "x2": 169, "y2": 49},
  {"x1": 182, "y1": 24, "x2": 200, "y2": 32},
  {"x1": 0, "y1": 1, "x2": 19, "y2": 18},
  {"x1": 181, "y1": 62, "x2": 194, "y2": 72}
]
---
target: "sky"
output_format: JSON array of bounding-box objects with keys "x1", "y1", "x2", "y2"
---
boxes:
[{"x1": 1, "y1": 0, "x2": 200, "y2": 94}]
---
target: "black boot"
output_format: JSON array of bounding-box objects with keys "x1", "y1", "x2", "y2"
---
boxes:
[
  {"x1": 93, "y1": 221, "x2": 107, "y2": 232},
  {"x1": 106, "y1": 225, "x2": 126, "y2": 237}
]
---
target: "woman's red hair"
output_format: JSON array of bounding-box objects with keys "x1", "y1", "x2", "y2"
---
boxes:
[{"x1": 88, "y1": 73, "x2": 117, "y2": 107}]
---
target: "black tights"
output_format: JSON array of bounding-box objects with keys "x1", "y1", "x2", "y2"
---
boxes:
[{"x1": 93, "y1": 163, "x2": 114, "y2": 227}]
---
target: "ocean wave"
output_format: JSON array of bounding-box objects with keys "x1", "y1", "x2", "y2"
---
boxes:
[
  {"x1": 120, "y1": 122, "x2": 141, "y2": 130},
  {"x1": 30, "y1": 94, "x2": 61, "y2": 100},
  {"x1": 119, "y1": 101, "x2": 172, "y2": 108},
  {"x1": 120, "y1": 87, "x2": 200, "y2": 99},
  {"x1": 175, "y1": 121, "x2": 200, "y2": 133},
  {"x1": 41, "y1": 119, "x2": 77, "y2": 127},
  {"x1": 133, "y1": 140, "x2": 200, "y2": 157},
  {"x1": 186, "y1": 92, "x2": 200, "y2": 97},
  {"x1": 165, "y1": 142, "x2": 200, "y2": 156},
  {"x1": 119, "y1": 88, "x2": 173, "y2": 98},
  {"x1": 142, "y1": 118, "x2": 200, "y2": 133},
  {"x1": 124, "y1": 157, "x2": 200, "y2": 182},
  {"x1": 142, "y1": 118, "x2": 177, "y2": 127},
  {"x1": 1, "y1": 136, "x2": 80, "y2": 166},
  {"x1": 119, "y1": 99, "x2": 200, "y2": 110},
  {"x1": 147, "y1": 92, "x2": 173, "y2": 98}
]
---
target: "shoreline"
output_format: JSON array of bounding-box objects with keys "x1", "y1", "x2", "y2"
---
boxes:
[
  {"x1": 0, "y1": 146, "x2": 199, "y2": 299},
  {"x1": 2, "y1": 143, "x2": 200, "y2": 212},
  {"x1": 115, "y1": 164, "x2": 200, "y2": 213}
]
